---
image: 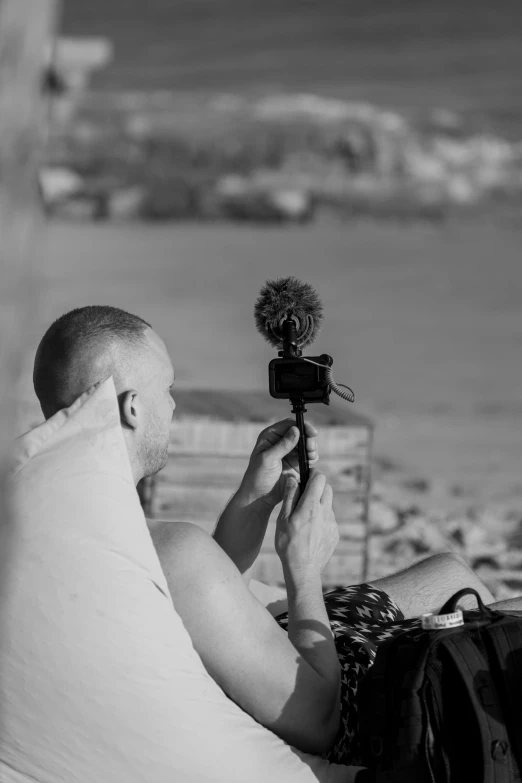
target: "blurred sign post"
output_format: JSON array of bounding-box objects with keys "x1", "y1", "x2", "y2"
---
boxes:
[{"x1": 0, "y1": 0, "x2": 61, "y2": 571}]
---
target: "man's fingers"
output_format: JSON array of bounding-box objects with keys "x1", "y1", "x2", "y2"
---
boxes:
[
  {"x1": 301, "y1": 420, "x2": 318, "y2": 437},
  {"x1": 281, "y1": 476, "x2": 300, "y2": 518},
  {"x1": 263, "y1": 425, "x2": 299, "y2": 462},
  {"x1": 258, "y1": 419, "x2": 317, "y2": 445},
  {"x1": 258, "y1": 419, "x2": 299, "y2": 444},
  {"x1": 306, "y1": 435, "x2": 319, "y2": 463},
  {"x1": 321, "y1": 483, "x2": 333, "y2": 508},
  {"x1": 282, "y1": 417, "x2": 316, "y2": 431},
  {"x1": 301, "y1": 468, "x2": 327, "y2": 503},
  {"x1": 258, "y1": 418, "x2": 319, "y2": 473}
]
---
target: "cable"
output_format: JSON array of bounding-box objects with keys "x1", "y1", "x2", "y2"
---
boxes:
[{"x1": 301, "y1": 358, "x2": 355, "y2": 403}]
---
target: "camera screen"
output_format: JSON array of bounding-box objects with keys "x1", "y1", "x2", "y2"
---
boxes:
[{"x1": 279, "y1": 364, "x2": 317, "y2": 392}]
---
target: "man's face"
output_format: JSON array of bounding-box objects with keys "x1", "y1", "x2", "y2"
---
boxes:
[{"x1": 136, "y1": 329, "x2": 176, "y2": 478}]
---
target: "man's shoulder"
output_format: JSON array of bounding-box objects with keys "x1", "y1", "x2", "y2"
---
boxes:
[
  {"x1": 146, "y1": 518, "x2": 235, "y2": 597},
  {"x1": 146, "y1": 518, "x2": 211, "y2": 556}
]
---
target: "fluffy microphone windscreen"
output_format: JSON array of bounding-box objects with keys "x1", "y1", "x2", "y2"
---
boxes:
[{"x1": 254, "y1": 277, "x2": 324, "y2": 348}]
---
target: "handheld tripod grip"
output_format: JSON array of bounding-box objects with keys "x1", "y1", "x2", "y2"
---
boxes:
[{"x1": 291, "y1": 402, "x2": 309, "y2": 494}]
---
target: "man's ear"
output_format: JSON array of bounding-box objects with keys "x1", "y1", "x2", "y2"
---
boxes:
[{"x1": 118, "y1": 390, "x2": 141, "y2": 431}]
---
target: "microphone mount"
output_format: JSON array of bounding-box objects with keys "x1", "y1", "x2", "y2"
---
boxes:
[
  {"x1": 280, "y1": 318, "x2": 302, "y2": 358},
  {"x1": 269, "y1": 314, "x2": 316, "y2": 353}
]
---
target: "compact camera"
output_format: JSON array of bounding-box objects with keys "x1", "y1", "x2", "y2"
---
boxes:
[{"x1": 268, "y1": 354, "x2": 333, "y2": 403}]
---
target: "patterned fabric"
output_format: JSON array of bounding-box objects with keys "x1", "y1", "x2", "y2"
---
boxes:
[{"x1": 274, "y1": 583, "x2": 423, "y2": 765}]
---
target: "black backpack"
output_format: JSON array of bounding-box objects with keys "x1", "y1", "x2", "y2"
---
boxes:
[{"x1": 356, "y1": 588, "x2": 522, "y2": 782}]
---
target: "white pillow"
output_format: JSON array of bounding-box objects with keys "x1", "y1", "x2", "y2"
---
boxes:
[{"x1": 0, "y1": 377, "x2": 357, "y2": 783}]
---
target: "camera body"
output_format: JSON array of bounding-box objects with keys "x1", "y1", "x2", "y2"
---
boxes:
[{"x1": 269, "y1": 354, "x2": 332, "y2": 403}]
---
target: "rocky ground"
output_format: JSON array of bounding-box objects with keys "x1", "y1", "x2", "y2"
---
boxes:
[
  {"x1": 366, "y1": 454, "x2": 522, "y2": 600},
  {"x1": 41, "y1": 92, "x2": 522, "y2": 226}
]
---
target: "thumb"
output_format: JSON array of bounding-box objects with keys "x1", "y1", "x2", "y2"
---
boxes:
[
  {"x1": 265, "y1": 425, "x2": 299, "y2": 462},
  {"x1": 281, "y1": 475, "x2": 300, "y2": 519}
]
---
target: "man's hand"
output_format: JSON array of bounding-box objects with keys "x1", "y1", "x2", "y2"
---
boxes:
[
  {"x1": 275, "y1": 469, "x2": 339, "y2": 579},
  {"x1": 238, "y1": 418, "x2": 319, "y2": 509}
]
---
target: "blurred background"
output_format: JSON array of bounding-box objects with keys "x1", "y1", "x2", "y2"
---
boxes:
[{"x1": 22, "y1": 0, "x2": 522, "y2": 592}]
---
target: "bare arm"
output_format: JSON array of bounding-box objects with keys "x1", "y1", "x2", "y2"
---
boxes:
[
  {"x1": 152, "y1": 520, "x2": 340, "y2": 755},
  {"x1": 212, "y1": 490, "x2": 272, "y2": 583},
  {"x1": 212, "y1": 420, "x2": 318, "y2": 584},
  {"x1": 488, "y1": 597, "x2": 522, "y2": 612},
  {"x1": 276, "y1": 472, "x2": 341, "y2": 700}
]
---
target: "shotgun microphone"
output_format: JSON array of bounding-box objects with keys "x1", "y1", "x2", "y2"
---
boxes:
[{"x1": 254, "y1": 277, "x2": 354, "y2": 491}]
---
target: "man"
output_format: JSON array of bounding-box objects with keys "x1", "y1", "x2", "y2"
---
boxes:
[
  {"x1": 32, "y1": 305, "x2": 522, "y2": 756},
  {"x1": 32, "y1": 303, "x2": 500, "y2": 610}
]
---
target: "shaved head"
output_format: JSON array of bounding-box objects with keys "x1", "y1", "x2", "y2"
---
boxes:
[
  {"x1": 33, "y1": 306, "x2": 176, "y2": 481},
  {"x1": 34, "y1": 306, "x2": 152, "y2": 418}
]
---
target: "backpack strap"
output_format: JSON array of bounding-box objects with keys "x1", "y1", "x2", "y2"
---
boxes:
[
  {"x1": 357, "y1": 634, "x2": 396, "y2": 767},
  {"x1": 442, "y1": 634, "x2": 513, "y2": 783},
  {"x1": 358, "y1": 629, "x2": 434, "y2": 781},
  {"x1": 485, "y1": 619, "x2": 522, "y2": 773},
  {"x1": 388, "y1": 637, "x2": 431, "y2": 762},
  {"x1": 440, "y1": 588, "x2": 494, "y2": 617}
]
